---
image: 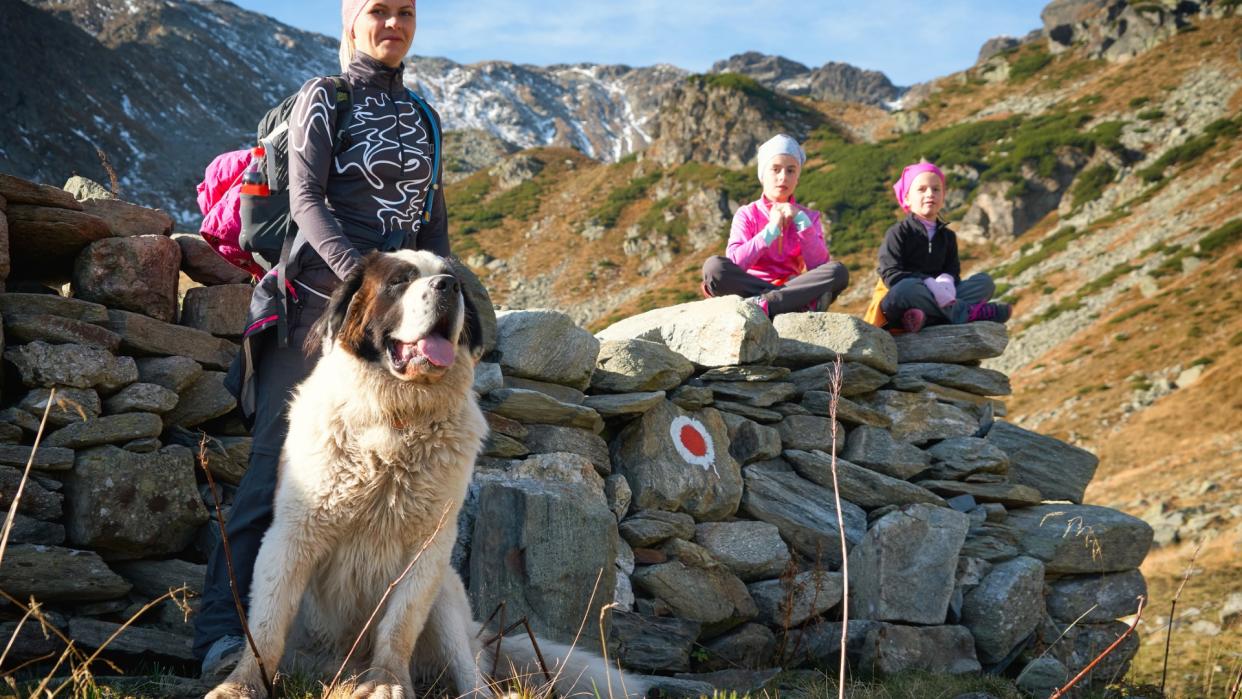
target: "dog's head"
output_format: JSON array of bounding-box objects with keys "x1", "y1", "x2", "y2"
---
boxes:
[{"x1": 309, "y1": 250, "x2": 484, "y2": 382}]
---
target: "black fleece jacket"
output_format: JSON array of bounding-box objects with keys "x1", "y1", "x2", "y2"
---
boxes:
[{"x1": 876, "y1": 214, "x2": 961, "y2": 287}]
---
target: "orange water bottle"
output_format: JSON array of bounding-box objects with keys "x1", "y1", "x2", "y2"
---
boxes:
[{"x1": 240, "y1": 146, "x2": 270, "y2": 196}]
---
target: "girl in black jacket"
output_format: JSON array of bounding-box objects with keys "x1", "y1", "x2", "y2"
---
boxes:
[{"x1": 877, "y1": 161, "x2": 1011, "y2": 333}]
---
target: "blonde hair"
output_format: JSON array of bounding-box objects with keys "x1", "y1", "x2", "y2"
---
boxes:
[{"x1": 339, "y1": 29, "x2": 354, "y2": 72}]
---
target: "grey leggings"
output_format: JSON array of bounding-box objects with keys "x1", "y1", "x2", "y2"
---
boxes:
[
  {"x1": 192, "y1": 292, "x2": 326, "y2": 659},
  {"x1": 702, "y1": 256, "x2": 851, "y2": 316},
  {"x1": 879, "y1": 272, "x2": 996, "y2": 326}
]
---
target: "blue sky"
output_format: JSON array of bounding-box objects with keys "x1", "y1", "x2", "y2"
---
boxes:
[{"x1": 236, "y1": 0, "x2": 1049, "y2": 86}]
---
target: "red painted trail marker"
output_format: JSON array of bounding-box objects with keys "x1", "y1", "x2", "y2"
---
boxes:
[{"x1": 670, "y1": 416, "x2": 717, "y2": 475}]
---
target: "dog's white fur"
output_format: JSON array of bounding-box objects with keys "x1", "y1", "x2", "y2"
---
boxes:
[{"x1": 207, "y1": 251, "x2": 645, "y2": 699}]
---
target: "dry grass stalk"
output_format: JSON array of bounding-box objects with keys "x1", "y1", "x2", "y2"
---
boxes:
[
  {"x1": 1049, "y1": 595, "x2": 1146, "y2": 699},
  {"x1": 323, "y1": 501, "x2": 455, "y2": 697},
  {"x1": 1161, "y1": 542, "x2": 1201, "y2": 696},
  {"x1": 196, "y1": 434, "x2": 273, "y2": 695},
  {"x1": 826, "y1": 355, "x2": 848, "y2": 699},
  {"x1": 0, "y1": 386, "x2": 58, "y2": 568},
  {"x1": 94, "y1": 147, "x2": 121, "y2": 196}
]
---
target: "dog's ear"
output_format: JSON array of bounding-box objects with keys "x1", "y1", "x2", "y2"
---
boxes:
[
  {"x1": 459, "y1": 283, "x2": 486, "y2": 362},
  {"x1": 305, "y1": 257, "x2": 369, "y2": 356}
]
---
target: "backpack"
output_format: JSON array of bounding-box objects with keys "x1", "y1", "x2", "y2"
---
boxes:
[{"x1": 197, "y1": 76, "x2": 353, "y2": 277}]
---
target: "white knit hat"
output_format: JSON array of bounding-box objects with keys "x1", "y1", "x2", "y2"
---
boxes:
[{"x1": 756, "y1": 134, "x2": 805, "y2": 181}]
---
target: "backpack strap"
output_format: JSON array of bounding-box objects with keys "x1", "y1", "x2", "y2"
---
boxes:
[{"x1": 328, "y1": 76, "x2": 353, "y2": 156}]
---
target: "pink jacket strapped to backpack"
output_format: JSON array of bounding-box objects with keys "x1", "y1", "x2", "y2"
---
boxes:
[
  {"x1": 196, "y1": 148, "x2": 266, "y2": 279},
  {"x1": 726, "y1": 195, "x2": 830, "y2": 285}
]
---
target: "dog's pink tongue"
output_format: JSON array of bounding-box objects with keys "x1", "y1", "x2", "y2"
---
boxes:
[{"x1": 417, "y1": 336, "x2": 455, "y2": 367}]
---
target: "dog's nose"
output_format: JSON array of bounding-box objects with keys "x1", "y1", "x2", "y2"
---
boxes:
[{"x1": 428, "y1": 275, "x2": 459, "y2": 293}]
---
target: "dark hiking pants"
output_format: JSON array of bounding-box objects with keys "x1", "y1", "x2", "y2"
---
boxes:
[
  {"x1": 192, "y1": 293, "x2": 326, "y2": 660},
  {"x1": 879, "y1": 272, "x2": 996, "y2": 327}
]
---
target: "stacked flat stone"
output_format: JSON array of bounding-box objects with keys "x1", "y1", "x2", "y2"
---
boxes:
[
  {"x1": 467, "y1": 297, "x2": 1151, "y2": 696},
  {"x1": 0, "y1": 174, "x2": 253, "y2": 666}
]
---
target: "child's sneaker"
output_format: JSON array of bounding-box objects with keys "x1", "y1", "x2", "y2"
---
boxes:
[
  {"x1": 968, "y1": 301, "x2": 1012, "y2": 323},
  {"x1": 700, "y1": 281, "x2": 712, "y2": 299},
  {"x1": 901, "y1": 308, "x2": 926, "y2": 333},
  {"x1": 746, "y1": 295, "x2": 770, "y2": 318}
]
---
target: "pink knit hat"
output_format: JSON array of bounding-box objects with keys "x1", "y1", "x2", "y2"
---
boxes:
[
  {"x1": 342, "y1": 0, "x2": 415, "y2": 33},
  {"x1": 892, "y1": 161, "x2": 945, "y2": 212}
]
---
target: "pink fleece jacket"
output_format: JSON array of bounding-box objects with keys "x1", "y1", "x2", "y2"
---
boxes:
[{"x1": 726, "y1": 195, "x2": 830, "y2": 285}]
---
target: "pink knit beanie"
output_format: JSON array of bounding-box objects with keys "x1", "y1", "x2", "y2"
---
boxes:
[
  {"x1": 342, "y1": 0, "x2": 414, "y2": 33},
  {"x1": 892, "y1": 161, "x2": 945, "y2": 212}
]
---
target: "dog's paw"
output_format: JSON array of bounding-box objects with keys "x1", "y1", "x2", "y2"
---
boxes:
[
  {"x1": 350, "y1": 681, "x2": 411, "y2": 699},
  {"x1": 205, "y1": 682, "x2": 262, "y2": 699}
]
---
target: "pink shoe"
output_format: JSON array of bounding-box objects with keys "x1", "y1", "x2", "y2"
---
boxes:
[
  {"x1": 901, "y1": 308, "x2": 926, "y2": 333},
  {"x1": 968, "y1": 301, "x2": 1012, "y2": 323}
]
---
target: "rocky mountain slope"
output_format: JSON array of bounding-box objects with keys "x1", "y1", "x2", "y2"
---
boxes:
[{"x1": 1, "y1": 0, "x2": 904, "y2": 223}]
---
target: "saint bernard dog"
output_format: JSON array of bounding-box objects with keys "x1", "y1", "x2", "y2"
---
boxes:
[{"x1": 207, "y1": 251, "x2": 645, "y2": 699}]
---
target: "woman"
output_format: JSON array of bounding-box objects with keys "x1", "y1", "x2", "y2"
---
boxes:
[
  {"x1": 194, "y1": 0, "x2": 449, "y2": 677},
  {"x1": 701, "y1": 134, "x2": 849, "y2": 317}
]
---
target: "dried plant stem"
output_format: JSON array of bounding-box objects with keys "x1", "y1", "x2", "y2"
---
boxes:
[
  {"x1": 197, "y1": 435, "x2": 272, "y2": 695},
  {"x1": 826, "y1": 355, "x2": 848, "y2": 699},
  {"x1": 0, "y1": 386, "x2": 57, "y2": 568},
  {"x1": 324, "y1": 501, "x2": 455, "y2": 697},
  {"x1": 1049, "y1": 595, "x2": 1146, "y2": 699},
  {"x1": 1228, "y1": 663, "x2": 1242, "y2": 699},
  {"x1": 1161, "y1": 543, "x2": 1201, "y2": 696}
]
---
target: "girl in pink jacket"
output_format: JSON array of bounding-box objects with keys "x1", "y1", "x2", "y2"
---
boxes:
[{"x1": 701, "y1": 134, "x2": 849, "y2": 317}]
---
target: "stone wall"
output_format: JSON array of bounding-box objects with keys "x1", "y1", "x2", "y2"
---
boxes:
[{"x1": 0, "y1": 174, "x2": 1153, "y2": 697}]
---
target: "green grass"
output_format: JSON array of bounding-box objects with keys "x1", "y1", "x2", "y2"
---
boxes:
[
  {"x1": 1009, "y1": 48, "x2": 1053, "y2": 81},
  {"x1": 993, "y1": 226, "x2": 1087, "y2": 279},
  {"x1": 1198, "y1": 217, "x2": 1242, "y2": 255},
  {"x1": 1136, "y1": 109, "x2": 1166, "y2": 121},
  {"x1": 686, "y1": 72, "x2": 821, "y2": 121},
  {"x1": 1069, "y1": 164, "x2": 1117, "y2": 211},
  {"x1": 1129, "y1": 96, "x2": 1151, "y2": 108},
  {"x1": 589, "y1": 171, "x2": 661, "y2": 228},
  {"x1": 1137, "y1": 115, "x2": 1242, "y2": 182},
  {"x1": 1108, "y1": 302, "x2": 1159, "y2": 325}
]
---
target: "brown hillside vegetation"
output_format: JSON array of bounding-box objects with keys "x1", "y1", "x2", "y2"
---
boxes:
[{"x1": 446, "y1": 12, "x2": 1242, "y2": 696}]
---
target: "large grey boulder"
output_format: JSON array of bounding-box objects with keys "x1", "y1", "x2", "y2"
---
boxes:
[
  {"x1": 3, "y1": 313, "x2": 122, "y2": 352},
  {"x1": 918, "y1": 479, "x2": 1044, "y2": 507},
  {"x1": 801, "y1": 392, "x2": 892, "y2": 428},
  {"x1": 68, "y1": 618, "x2": 195, "y2": 662},
  {"x1": 894, "y1": 322, "x2": 1007, "y2": 364},
  {"x1": 986, "y1": 421, "x2": 1098, "y2": 503},
  {"x1": 172, "y1": 233, "x2": 251, "y2": 285},
  {"x1": 107, "y1": 309, "x2": 237, "y2": 370},
  {"x1": 857, "y1": 624, "x2": 982, "y2": 675},
  {"x1": 78, "y1": 195, "x2": 173, "y2": 238},
  {"x1": 522, "y1": 424, "x2": 611, "y2": 476},
  {"x1": 583, "y1": 390, "x2": 665, "y2": 418},
  {"x1": 781, "y1": 619, "x2": 882, "y2": 669},
  {"x1": 496, "y1": 309, "x2": 599, "y2": 389},
  {"x1": 619, "y1": 510, "x2": 696, "y2": 547},
  {"x1": 62, "y1": 445, "x2": 209, "y2": 559},
  {"x1": 849, "y1": 504, "x2": 970, "y2": 624},
  {"x1": 784, "y1": 450, "x2": 947, "y2": 509},
  {"x1": 611, "y1": 402, "x2": 742, "y2": 521},
  {"x1": 1016, "y1": 657, "x2": 1069, "y2": 699},
  {"x1": 0, "y1": 443, "x2": 75, "y2": 472},
  {"x1": 699, "y1": 623, "x2": 776, "y2": 671},
  {"x1": 608, "y1": 610, "x2": 701, "y2": 672},
  {"x1": 961, "y1": 556, "x2": 1046, "y2": 664},
  {"x1": 747, "y1": 570, "x2": 843, "y2": 627},
  {"x1": 787, "y1": 361, "x2": 890, "y2": 398},
  {"x1": 73, "y1": 235, "x2": 181, "y2": 323},
  {"x1": 7, "y1": 205, "x2": 111, "y2": 276},
  {"x1": 44, "y1": 412, "x2": 163, "y2": 449},
  {"x1": 165, "y1": 427, "x2": 251, "y2": 486},
  {"x1": 0, "y1": 174, "x2": 83, "y2": 209},
  {"x1": 591, "y1": 338, "x2": 695, "y2": 393},
  {"x1": 18, "y1": 387, "x2": 101, "y2": 428},
  {"x1": 740, "y1": 462, "x2": 866, "y2": 566},
  {"x1": 501, "y1": 376, "x2": 585, "y2": 404},
  {"x1": 895, "y1": 362, "x2": 1011, "y2": 396},
  {"x1": 112, "y1": 558, "x2": 207, "y2": 598},
  {"x1": 179, "y1": 284, "x2": 252, "y2": 337},
  {"x1": 469, "y1": 476, "x2": 616, "y2": 645},
  {"x1": 925, "y1": 437, "x2": 1010, "y2": 480},
  {"x1": 1006, "y1": 505, "x2": 1153, "y2": 574},
  {"x1": 0, "y1": 545, "x2": 131, "y2": 602},
  {"x1": 1046, "y1": 570, "x2": 1147, "y2": 624},
  {"x1": 841, "y1": 425, "x2": 930, "y2": 479},
  {"x1": 1035, "y1": 619, "x2": 1138, "y2": 689},
  {"x1": 856, "y1": 390, "x2": 978, "y2": 444},
  {"x1": 595, "y1": 297, "x2": 778, "y2": 368},
  {"x1": 771, "y1": 313, "x2": 898, "y2": 373},
  {"x1": 479, "y1": 389, "x2": 603, "y2": 432},
  {"x1": 694, "y1": 520, "x2": 790, "y2": 582},
  {"x1": 631, "y1": 540, "x2": 757, "y2": 637},
  {"x1": 703, "y1": 380, "x2": 796, "y2": 407},
  {"x1": 3, "y1": 513, "x2": 66, "y2": 545},
  {"x1": 5, "y1": 341, "x2": 137, "y2": 391}
]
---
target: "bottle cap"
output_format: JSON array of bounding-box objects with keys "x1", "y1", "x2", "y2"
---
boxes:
[{"x1": 252, "y1": 145, "x2": 265, "y2": 158}]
